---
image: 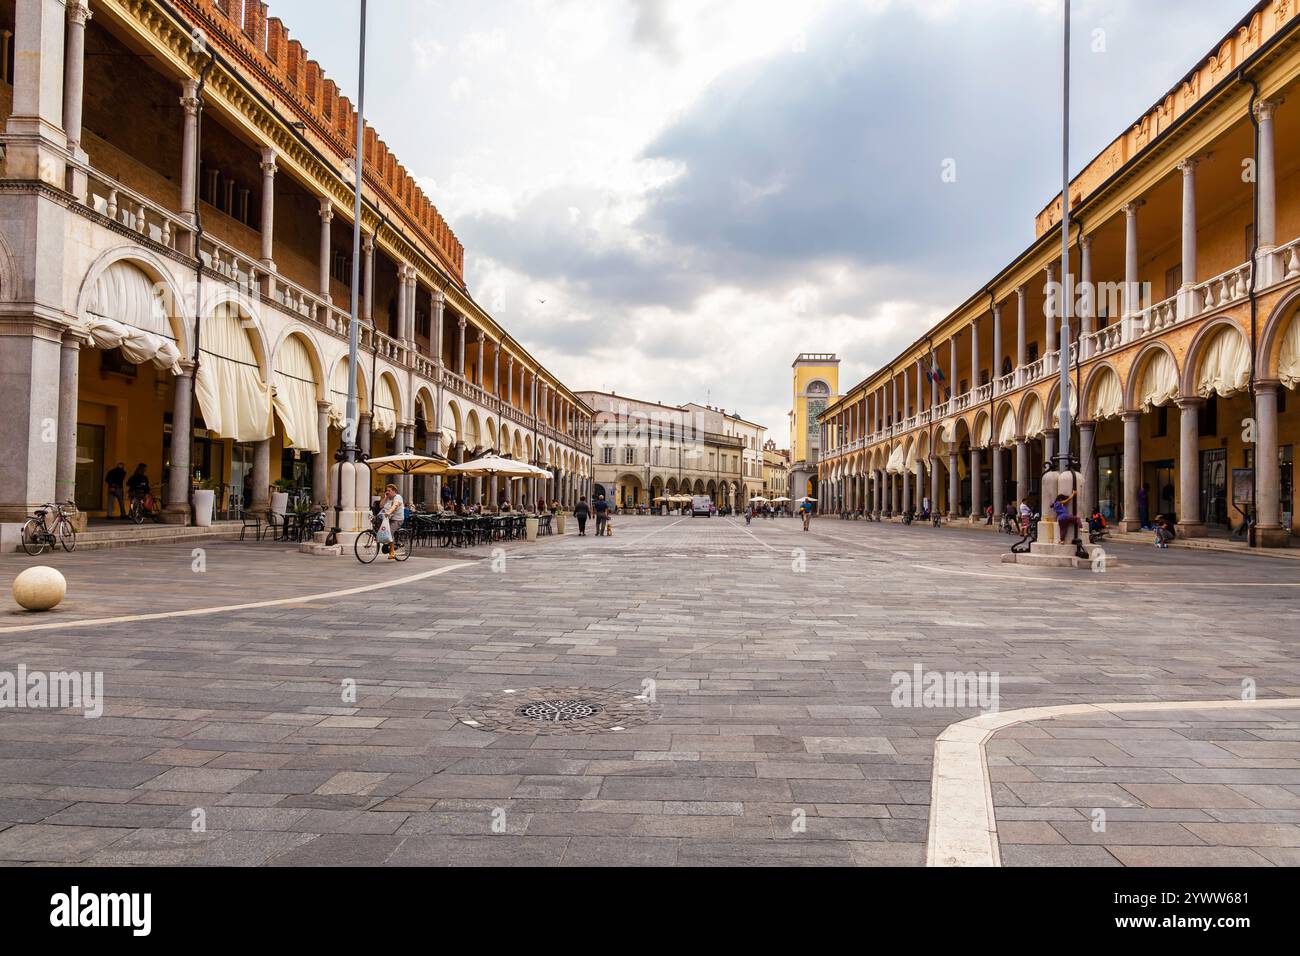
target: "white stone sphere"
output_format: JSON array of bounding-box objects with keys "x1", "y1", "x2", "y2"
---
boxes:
[{"x1": 12, "y1": 566, "x2": 67, "y2": 612}]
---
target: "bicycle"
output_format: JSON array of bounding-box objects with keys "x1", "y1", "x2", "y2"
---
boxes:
[
  {"x1": 354, "y1": 513, "x2": 410, "y2": 564},
  {"x1": 21, "y1": 502, "x2": 77, "y2": 555},
  {"x1": 127, "y1": 492, "x2": 161, "y2": 525}
]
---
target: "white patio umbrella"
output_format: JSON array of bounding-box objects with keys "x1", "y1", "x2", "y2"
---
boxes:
[
  {"x1": 445, "y1": 454, "x2": 538, "y2": 478},
  {"x1": 366, "y1": 453, "x2": 450, "y2": 477},
  {"x1": 772, "y1": 496, "x2": 791, "y2": 502},
  {"x1": 798, "y1": 496, "x2": 818, "y2": 503}
]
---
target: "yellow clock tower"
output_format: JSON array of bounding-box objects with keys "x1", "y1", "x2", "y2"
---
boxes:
[{"x1": 788, "y1": 354, "x2": 840, "y2": 501}]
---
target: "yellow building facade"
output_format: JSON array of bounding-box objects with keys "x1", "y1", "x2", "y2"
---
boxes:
[
  {"x1": 788, "y1": 353, "x2": 839, "y2": 502},
  {"x1": 820, "y1": 0, "x2": 1300, "y2": 547}
]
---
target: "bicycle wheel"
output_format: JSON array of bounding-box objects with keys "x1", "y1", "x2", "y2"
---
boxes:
[
  {"x1": 354, "y1": 530, "x2": 379, "y2": 564},
  {"x1": 392, "y1": 529, "x2": 411, "y2": 562},
  {"x1": 56, "y1": 517, "x2": 77, "y2": 553},
  {"x1": 129, "y1": 502, "x2": 145, "y2": 525},
  {"x1": 20, "y1": 518, "x2": 48, "y2": 556}
]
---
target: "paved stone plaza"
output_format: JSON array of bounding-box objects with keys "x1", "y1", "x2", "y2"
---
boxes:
[{"x1": 0, "y1": 516, "x2": 1297, "y2": 866}]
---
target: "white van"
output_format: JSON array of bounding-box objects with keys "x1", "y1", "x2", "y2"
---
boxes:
[{"x1": 691, "y1": 495, "x2": 712, "y2": 517}]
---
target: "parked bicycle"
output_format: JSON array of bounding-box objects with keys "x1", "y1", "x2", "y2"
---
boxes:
[
  {"x1": 21, "y1": 502, "x2": 76, "y2": 555},
  {"x1": 354, "y1": 512, "x2": 410, "y2": 564},
  {"x1": 127, "y1": 492, "x2": 161, "y2": 525}
]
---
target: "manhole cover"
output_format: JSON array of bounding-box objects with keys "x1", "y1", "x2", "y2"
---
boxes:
[
  {"x1": 515, "y1": 699, "x2": 603, "y2": 722},
  {"x1": 451, "y1": 687, "x2": 660, "y2": 735}
]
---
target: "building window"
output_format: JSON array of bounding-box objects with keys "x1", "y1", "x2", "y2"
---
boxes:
[
  {"x1": 602, "y1": 447, "x2": 613, "y2": 465},
  {"x1": 1153, "y1": 406, "x2": 1168, "y2": 439},
  {"x1": 624, "y1": 447, "x2": 635, "y2": 465},
  {"x1": 1164, "y1": 264, "x2": 1182, "y2": 299}
]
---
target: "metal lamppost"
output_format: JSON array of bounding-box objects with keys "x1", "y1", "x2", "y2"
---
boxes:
[
  {"x1": 327, "y1": 0, "x2": 367, "y2": 546},
  {"x1": 1055, "y1": 0, "x2": 1074, "y2": 474}
]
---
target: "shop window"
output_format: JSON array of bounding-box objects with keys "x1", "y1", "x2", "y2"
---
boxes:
[
  {"x1": 1198, "y1": 394, "x2": 1217, "y2": 437},
  {"x1": 1152, "y1": 406, "x2": 1168, "y2": 438},
  {"x1": 100, "y1": 348, "x2": 138, "y2": 379}
]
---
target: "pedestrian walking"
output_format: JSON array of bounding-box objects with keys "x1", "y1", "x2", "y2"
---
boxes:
[
  {"x1": 105, "y1": 462, "x2": 127, "y2": 519},
  {"x1": 574, "y1": 497, "x2": 591, "y2": 536},
  {"x1": 593, "y1": 494, "x2": 609, "y2": 536},
  {"x1": 800, "y1": 497, "x2": 813, "y2": 532}
]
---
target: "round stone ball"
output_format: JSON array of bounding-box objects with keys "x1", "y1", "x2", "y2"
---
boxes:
[{"x1": 12, "y1": 566, "x2": 67, "y2": 612}]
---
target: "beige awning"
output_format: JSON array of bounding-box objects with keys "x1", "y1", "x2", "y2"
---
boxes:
[
  {"x1": 1196, "y1": 327, "x2": 1250, "y2": 399},
  {"x1": 1022, "y1": 398, "x2": 1045, "y2": 438},
  {"x1": 886, "y1": 445, "x2": 905, "y2": 474},
  {"x1": 1089, "y1": 368, "x2": 1124, "y2": 421},
  {"x1": 328, "y1": 357, "x2": 367, "y2": 428},
  {"x1": 194, "y1": 302, "x2": 273, "y2": 442},
  {"x1": 997, "y1": 409, "x2": 1017, "y2": 447},
  {"x1": 1138, "y1": 349, "x2": 1178, "y2": 411},
  {"x1": 83, "y1": 260, "x2": 182, "y2": 373},
  {"x1": 975, "y1": 415, "x2": 991, "y2": 448},
  {"x1": 1281, "y1": 317, "x2": 1300, "y2": 389},
  {"x1": 272, "y1": 334, "x2": 320, "y2": 454},
  {"x1": 1051, "y1": 386, "x2": 1080, "y2": 427},
  {"x1": 373, "y1": 375, "x2": 398, "y2": 438}
]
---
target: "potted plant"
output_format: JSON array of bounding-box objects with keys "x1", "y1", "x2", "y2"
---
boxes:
[{"x1": 192, "y1": 477, "x2": 219, "y2": 528}]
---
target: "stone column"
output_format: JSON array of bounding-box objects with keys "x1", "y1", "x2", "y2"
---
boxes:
[
  {"x1": 1079, "y1": 235, "x2": 1094, "y2": 352},
  {"x1": 1045, "y1": 263, "x2": 1058, "y2": 355},
  {"x1": 457, "y1": 316, "x2": 467, "y2": 376},
  {"x1": 362, "y1": 234, "x2": 375, "y2": 323},
  {"x1": 991, "y1": 300, "x2": 1003, "y2": 388},
  {"x1": 1178, "y1": 159, "x2": 1199, "y2": 319},
  {"x1": 915, "y1": 358, "x2": 923, "y2": 413},
  {"x1": 1176, "y1": 398, "x2": 1204, "y2": 537},
  {"x1": 54, "y1": 332, "x2": 81, "y2": 507},
  {"x1": 1078, "y1": 421, "x2": 1096, "y2": 517},
  {"x1": 5, "y1": 0, "x2": 70, "y2": 189},
  {"x1": 179, "y1": 81, "x2": 200, "y2": 230},
  {"x1": 476, "y1": 330, "x2": 486, "y2": 385},
  {"x1": 1255, "y1": 382, "x2": 1285, "y2": 546},
  {"x1": 1015, "y1": 286, "x2": 1027, "y2": 380},
  {"x1": 62, "y1": 0, "x2": 90, "y2": 189},
  {"x1": 431, "y1": 291, "x2": 445, "y2": 366},
  {"x1": 163, "y1": 362, "x2": 195, "y2": 522},
  {"x1": 1121, "y1": 412, "x2": 1141, "y2": 532},
  {"x1": 1123, "y1": 200, "x2": 1143, "y2": 325},
  {"x1": 970, "y1": 316, "x2": 980, "y2": 390},
  {"x1": 251, "y1": 438, "x2": 271, "y2": 516},
  {"x1": 493, "y1": 342, "x2": 501, "y2": 399},
  {"x1": 259, "y1": 149, "x2": 276, "y2": 272},
  {"x1": 395, "y1": 267, "x2": 409, "y2": 343},
  {"x1": 991, "y1": 445, "x2": 1004, "y2": 517},
  {"x1": 969, "y1": 447, "x2": 982, "y2": 519},
  {"x1": 949, "y1": 338, "x2": 958, "y2": 401},
  {"x1": 947, "y1": 453, "x2": 959, "y2": 519},
  {"x1": 914, "y1": 462, "x2": 925, "y2": 513},
  {"x1": 314, "y1": 401, "x2": 330, "y2": 505},
  {"x1": 318, "y1": 198, "x2": 333, "y2": 302},
  {"x1": 506, "y1": 356, "x2": 515, "y2": 405},
  {"x1": 358, "y1": 413, "x2": 372, "y2": 458},
  {"x1": 929, "y1": 456, "x2": 940, "y2": 516},
  {"x1": 1015, "y1": 440, "x2": 1029, "y2": 507},
  {"x1": 1256, "y1": 100, "x2": 1281, "y2": 284}
]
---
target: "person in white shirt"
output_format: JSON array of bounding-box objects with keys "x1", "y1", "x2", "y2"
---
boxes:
[{"x1": 381, "y1": 484, "x2": 405, "y2": 560}]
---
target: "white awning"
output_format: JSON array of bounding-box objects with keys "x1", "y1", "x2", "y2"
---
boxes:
[
  {"x1": 1051, "y1": 386, "x2": 1080, "y2": 427},
  {"x1": 1196, "y1": 327, "x2": 1250, "y2": 399},
  {"x1": 997, "y1": 410, "x2": 1017, "y2": 447},
  {"x1": 193, "y1": 303, "x2": 273, "y2": 442},
  {"x1": 1089, "y1": 368, "x2": 1124, "y2": 421},
  {"x1": 975, "y1": 415, "x2": 991, "y2": 448},
  {"x1": 83, "y1": 261, "x2": 182, "y2": 374},
  {"x1": 272, "y1": 335, "x2": 320, "y2": 454},
  {"x1": 328, "y1": 357, "x2": 367, "y2": 429},
  {"x1": 886, "y1": 445, "x2": 905, "y2": 474},
  {"x1": 1281, "y1": 317, "x2": 1300, "y2": 389},
  {"x1": 1138, "y1": 349, "x2": 1179, "y2": 411},
  {"x1": 1022, "y1": 399, "x2": 1045, "y2": 438},
  {"x1": 372, "y1": 375, "x2": 398, "y2": 438}
]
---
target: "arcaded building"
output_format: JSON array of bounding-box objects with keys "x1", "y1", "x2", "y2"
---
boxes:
[
  {"x1": 0, "y1": 0, "x2": 592, "y2": 542},
  {"x1": 820, "y1": 0, "x2": 1300, "y2": 547}
]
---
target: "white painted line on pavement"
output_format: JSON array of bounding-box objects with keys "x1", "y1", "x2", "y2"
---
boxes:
[
  {"x1": 0, "y1": 561, "x2": 472, "y2": 634},
  {"x1": 925, "y1": 697, "x2": 1300, "y2": 867}
]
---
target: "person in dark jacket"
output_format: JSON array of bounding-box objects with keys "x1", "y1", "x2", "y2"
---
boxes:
[
  {"x1": 593, "y1": 495, "x2": 609, "y2": 536},
  {"x1": 105, "y1": 462, "x2": 127, "y2": 518},
  {"x1": 574, "y1": 497, "x2": 591, "y2": 536}
]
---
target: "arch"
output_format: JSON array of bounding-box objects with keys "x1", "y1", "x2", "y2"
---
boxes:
[
  {"x1": 971, "y1": 410, "x2": 992, "y2": 449},
  {"x1": 1046, "y1": 379, "x2": 1081, "y2": 428},
  {"x1": 484, "y1": 416, "x2": 498, "y2": 453},
  {"x1": 1184, "y1": 318, "x2": 1250, "y2": 400},
  {"x1": 1260, "y1": 285, "x2": 1300, "y2": 382},
  {"x1": 413, "y1": 386, "x2": 436, "y2": 427},
  {"x1": 75, "y1": 245, "x2": 189, "y2": 355},
  {"x1": 1126, "y1": 341, "x2": 1180, "y2": 411},
  {"x1": 271, "y1": 331, "x2": 323, "y2": 453},
  {"x1": 464, "y1": 408, "x2": 482, "y2": 452},
  {"x1": 512, "y1": 431, "x2": 524, "y2": 460},
  {"x1": 443, "y1": 399, "x2": 463, "y2": 450},
  {"x1": 1082, "y1": 363, "x2": 1124, "y2": 422},
  {"x1": 202, "y1": 287, "x2": 271, "y2": 379}
]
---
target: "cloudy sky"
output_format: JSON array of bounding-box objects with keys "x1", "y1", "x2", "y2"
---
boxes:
[{"x1": 271, "y1": 0, "x2": 1245, "y2": 444}]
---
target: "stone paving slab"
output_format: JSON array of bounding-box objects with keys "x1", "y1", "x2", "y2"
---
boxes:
[
  {"x1": 0, "y1": 516, "x2": 1298, "y2": 865},
  {"x1": 991, "y1": 711, "x2": 1300, "y2": 866}
]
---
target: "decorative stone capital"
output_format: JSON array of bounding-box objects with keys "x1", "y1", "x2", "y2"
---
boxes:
[
  {"x1": 477, "y1": 329, "x2": 486, "y2": 343},
  {"x1": 180, "y1": 91, "x2": 201, "y2": 117},
  {"x1": 259, "y1": 148, "x2": 277, "y2": 177},
  {"x1": 432, "y1": 289, "x2": 445, "y2": 309},
  {"x1": 457, "y1": 315, "x2": 467, "y2": 330},
  {"x1": 362, "y1": 234, "x2": 374, "y2": 253},
  {"x1": 1177, "y1": 157, "x2": 1200, "y2": 176},
  {"x1": 1122, "y1": 199, "x2": 1145, "y2": 217},
  {"x1": 1255, "y1": 98, "x2": 1284, "y2": 122},
  {"x1": 319, "y1": 199, "x2": 333, "y2": 221},
  {"x1": 1080, "y1": 233, "x2": 1093, "y2": 250},
  {"x1": 1254, "y1": 378, "x2": 1281, "y2": 394},
  {"x1": 67, "y1": 2, "x2": 92, "y2": 27},
  {"x1": 1176, "y1": 395, "x2": 1205, "y2": 410},
  {"x1": 1016, "y1": 284, "x2": 1027, "y2": 300}
]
